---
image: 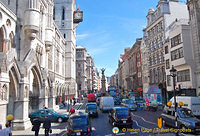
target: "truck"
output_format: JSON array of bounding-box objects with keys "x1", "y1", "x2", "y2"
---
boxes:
[{"x1": 169, "y1": 96, "x2": 200, "y2": 118}]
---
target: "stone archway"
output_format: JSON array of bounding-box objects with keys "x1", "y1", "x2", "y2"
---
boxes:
[{"x1": 29, "y1": 66, "x2": 41, "y2": 113}]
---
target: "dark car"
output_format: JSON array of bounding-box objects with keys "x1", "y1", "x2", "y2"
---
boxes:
[
  {"x1": 114, "y1": 97, "x2": 121, "y2": 105},
  {"x1": 29, "y1": 109, "x2": 68, "y2": 123},
  {"x1": 108, "y1": 107, "x2": 133, "y2": 128},
  {"x1": 67, "y1": 112, "x2": 92, "y2": 136},
  {"x1": 161, "y1": 107, "x2": 200, "y2": 134},
  {"x1": 85, "y1": 103, "x2": 98, "y2": 117}
]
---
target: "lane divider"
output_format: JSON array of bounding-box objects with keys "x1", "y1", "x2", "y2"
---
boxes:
[{"x1": 131, "y1": 113, "x2": 157, "y2": 126}]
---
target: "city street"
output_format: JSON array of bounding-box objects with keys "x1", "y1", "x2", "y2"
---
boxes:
[{"x1": 13, "y1": 99, "x2": 199, "y2": 136}]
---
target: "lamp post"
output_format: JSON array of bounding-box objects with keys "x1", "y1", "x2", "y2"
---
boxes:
[{"x1": 170, "y1": 65, "x2": 178, "y2": 135}]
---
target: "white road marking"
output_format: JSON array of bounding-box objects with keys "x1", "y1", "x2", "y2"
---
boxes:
[
  {"x1": 105, "y1": 134, "x2": 112, "y2": 136},
  {"x1": 92, "y1": 127, "x2": 96, "y2": 131},
  {"x1": 133, "y1": 120, "x2": 148, "y2": 129},
  {"x1": 131, "y1": 113, "x2": 157, "y2": 125}
]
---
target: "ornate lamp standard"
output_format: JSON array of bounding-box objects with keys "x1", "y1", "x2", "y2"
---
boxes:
[{"x1": 170, "y1": 65, "x2": 178, "y2": 132}]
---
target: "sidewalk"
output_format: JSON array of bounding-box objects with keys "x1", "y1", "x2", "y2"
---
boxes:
[{"x1": 12, "y1": 102, "x2": 83, "y2": 136}]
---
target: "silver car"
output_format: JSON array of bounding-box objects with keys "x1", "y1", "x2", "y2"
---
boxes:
[{"x1": 121, "y1": 99, "x2": 137, "y2": 111}]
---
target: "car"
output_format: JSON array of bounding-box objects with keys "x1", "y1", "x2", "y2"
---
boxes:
[
  {"x1": 67, "y1": 112, "x2": 92, "y2": 136},
  {"x1": 108, "y1": 107, "x2": 133, "y2": 128},
  {"x1": 29, "y1": 109, "x2": 69, "y2": 123},
  {"x1": 161, "y1": 107, "x2": 200, "y2": 134},
  {"x1": 114, "y1": 97, "x2": 121, "y2": 105},
  {"x1": 99, "y1": 97, "x2": 114, "y2": 112},
  {"x1": 121, "y1": 99, "x2": 137, "y2": 111},
  {"x1": 85, "y1": 103, "x2": 98, "y2": 117}
]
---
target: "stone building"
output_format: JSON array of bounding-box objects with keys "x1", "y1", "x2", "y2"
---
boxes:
[
  {"x1": 86, "y1": 55, "x2": 93, "y2": 91},
  {"x1": 144, "y1": 0, "x2": 189, "y2": 94},
  {"x1": 76, "y1": 46, "x2": 87, "y2": 96},
  {"x1": 187, "y1": 0, "x2": 200, "y2": 95},
  {"x1": 0, "y1": 0, "x2": 82, "y2": 130},
  {"x1": 164, "y1": 19, "x2": 196, "y2": 97}
]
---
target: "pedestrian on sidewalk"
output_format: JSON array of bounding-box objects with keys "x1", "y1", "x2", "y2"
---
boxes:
[
  {"x1": 73, "y1": 97, "x2": 76, "y2": 106},
  {"x1": 43, "y1": 105, "x2": 48, "y2": 109},
  {"x1": 0, "y1": 124, "x2": 3, "y2": 136},
  {"x1": 3, "y1": 122, "x2": 12, "y2": 136},
  {"x1": 69, "y1": 108, "x2": 75, "y2": 115},
  {"x1": 43, "y1": 115, "x2": 51, "y2": 136},
  {"x1": 32, "y1": 117, "x2": 41, "y2": 136}
]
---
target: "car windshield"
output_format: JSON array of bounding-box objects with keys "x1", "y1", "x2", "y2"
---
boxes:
[
  {"x1": 180, "y1": 109, "x2": 195, "y2": 118},
  {"x1": 126, "y1": 100, "x2": 133, "y2": 104},
  {"x1": 72, "y1": 117, "x2": 87, "y2": 126},
  {"x1": 116, "y1": 109, "x2": 129, "y2": 116},
  {"x1": 87, "y1": 105, "x2": 96, "y2": 110},
  {"x1": 49, "y1": 110, "x2": 58, "y2": 115}
]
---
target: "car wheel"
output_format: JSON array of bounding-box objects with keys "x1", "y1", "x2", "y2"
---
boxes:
[{"x1": 57, "y1": 117, "x2": 63, "y2": 123}]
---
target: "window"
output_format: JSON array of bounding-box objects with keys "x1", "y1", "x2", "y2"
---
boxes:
[
  {"x1": 177, "y1": 69, "x2": 190, "y2": 82},
  {"x1": 64, "y1": 33, "x2": 66, "y2": 38},
  {"x1": 62, "y1": 7, "x2": 65, "y2": 20},
  {"x1": 165, "y1": 46, "x2": 169, "y2": 54},
  {"x1": 171, "y1": 34, "x2": 182, "y2": 48},
  {"x1": 157, "y1": 54, "x2": 160, "y2": 64},
  {"x1": 167, "y1": 75, "x2": 171, "y2": 86},
  {"x1": 166, "y1": 59, "x2": 170, "y2": 69},
  {"x1": 53, "y1": 7, "x2": 55, "y2": 20},
  {"x1": 171, "y1": 47, "x2": 184, "y2": 61}
]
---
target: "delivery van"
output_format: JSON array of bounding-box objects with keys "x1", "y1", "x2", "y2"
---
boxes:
[
  {"x1": 100, "y1": 97, "x2": 114, "y2": 112},
  {"x1": 169, "y1": 96, "x2": 200, "y2": 118}
]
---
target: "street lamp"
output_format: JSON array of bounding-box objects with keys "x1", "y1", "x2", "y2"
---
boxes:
[{"x1": 170, "y1": 65, "x2": 178, "y2": 129}]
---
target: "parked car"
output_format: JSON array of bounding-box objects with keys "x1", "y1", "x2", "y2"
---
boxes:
[
  {"x1": 121, "y1": 99, "x2": 137, "y2": 111},
  {"x1": 161, "y1": 107, "x2": 200, "y2": 134},
  {"x1": 29, "y1": 109, "x2": 68, "y2": 123},
  {"x1": 108, "y1": 107, "x2": 133, "y2": 128},
  {"x1": 67, "y1": 112, "x2": 92, "y2": 136},
  {"x1": 85, "y1": 103, "x2": 98, "y2": 117},
  {"x1": 100, "y1": 97, "x2": 114, "y2": 112},
  {"x1": 114, "y1": 97, "x2": 121, "y2": 105}
]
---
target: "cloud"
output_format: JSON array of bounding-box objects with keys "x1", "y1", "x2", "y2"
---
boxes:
[{"x1": 77, "y1": 34, "x2": 89, "y2": 40}]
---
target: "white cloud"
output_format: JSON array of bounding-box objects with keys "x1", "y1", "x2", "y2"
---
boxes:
[{"x1": 77, "y1": 34, "x2": 89, "y2": 40}]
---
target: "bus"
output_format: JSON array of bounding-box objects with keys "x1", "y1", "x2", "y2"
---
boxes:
[
  {"x1": 87, "y1": 93, "x2": 96, "y2": 102},
  {"x1": 108, "y1": 86, "x2": 117, "y2": 97}
]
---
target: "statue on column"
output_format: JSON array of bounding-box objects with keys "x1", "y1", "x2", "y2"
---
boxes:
[{"x1": 101, "y1": 68, "x2": 106, "y2": 96}]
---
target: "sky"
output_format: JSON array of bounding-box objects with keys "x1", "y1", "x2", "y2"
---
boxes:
[{"x1": 75, "y1": 0, "x2": 187, "y2": 77}]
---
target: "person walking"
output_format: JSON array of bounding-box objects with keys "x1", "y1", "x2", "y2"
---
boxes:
[
  {"x1": 3, "y1": 122, "x2": 12, "y2": 136},
  {"x1": 32, "y1": 117, "x2": 41, "y2": 136},
  {"x1": 43, "y1": 115, "x2": 51, "y2": 136},
  {"x1": 0, "y1": 124, "x2": 3, "y2": 136},
  {"x1": 69, "y1": 108, "x2": 75, "y2": 115}
]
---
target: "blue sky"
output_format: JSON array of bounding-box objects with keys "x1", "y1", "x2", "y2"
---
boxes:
[{"x1": 76, "y1": 0, "x2": 186, "y2": 77}]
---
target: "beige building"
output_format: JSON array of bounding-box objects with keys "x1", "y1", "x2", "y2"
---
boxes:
[
  {"x1": 0, "y1": 0, "x2": 82, "y2": 130},
  {"x1": 187, "y1": 0, "x2": 200, "y2": 95},
  {"x1": 144, "y1": 0, "x2": 189, "y2": 95},
  {"x1": 165, "y1": 19, "x2": 196, "y2": 96}
]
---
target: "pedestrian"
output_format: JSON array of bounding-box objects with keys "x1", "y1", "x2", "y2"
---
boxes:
[
  {"x1": 3, "y1": 122, "x2": 12, "y2": 136},
  {"x1": 70, "y1": 99, "x2": 72, "y2": 105},
  {"x1": 43, "y1": 115, "x2": 51, "y2": 136},
  {"x1": 32, "y1": 117, "x2": 41, "y2": 136},
  {"x1": 69, "y1": 108, "x2": 75, "y2": 115},
  {"x1": 0, "y1": 124, "x2": 3, "y2": 136},
  {"x1": 62, "y1": 100, "x2": 66, "y2": 107},
  {"x1": 73, "y1": 98, "x2": 76, "y2": 106}
]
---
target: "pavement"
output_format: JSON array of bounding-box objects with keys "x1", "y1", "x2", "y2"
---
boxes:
[{"x1": 12, "y1": 102, "x2": 84, "y2": 136}]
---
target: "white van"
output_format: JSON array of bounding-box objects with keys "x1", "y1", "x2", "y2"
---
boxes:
[
  {"x1": 100, "y1": 97, "x2": 114, "y2": 112},
  {"x1": 169, "y1": 96, "x2": 200, "y2": 117}
]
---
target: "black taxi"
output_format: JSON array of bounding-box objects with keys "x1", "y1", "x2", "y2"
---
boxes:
[
  {"x1": 85, "y1": 103, "x2": 98, "y2": 117},
  {"x1": 108, "y1": 107, "x2": 133, "y2": 128},
  {"x1": 67, "y1": 112, "x2": 92, "y2": 136}
]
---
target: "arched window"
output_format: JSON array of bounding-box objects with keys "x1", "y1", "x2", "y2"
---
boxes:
[{"x1": 62, "y1": 7, "x2": 65, "y2": 20}]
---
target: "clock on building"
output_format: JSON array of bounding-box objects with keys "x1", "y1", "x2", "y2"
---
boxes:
[{"x1": 74, "y1": 7, "x2": 83, "y2": 23}]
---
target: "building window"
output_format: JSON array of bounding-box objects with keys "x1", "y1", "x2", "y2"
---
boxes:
[
  {"x1": 53, "y1": 7, "x2": 55, "y2": 20},
  {"x1": 165, "y1": 46, "x2": 169, "y2": 54},
  {"x1": 177, "y1": 69, "x2": 190, "y2": 82},
  {"x1": 171, "y1": 34, "x2": 182, "y2": 48},
  {"x1": 8, "y1": 0, "x2": 10, "y2": 5},
  {"x1": 48, "y1": 48, "x2": 52, "y2": 70},
  {"x1": 64, "y1": 33, "x2": 66, "y2": 38},
  {"x1": 166, "y1": 59, "x2": 170, "y2": 69},
  {"x1": 171, "y1": 47, "x2": 184, "y2": 61},
  {"x1": 157, "y1": 54, "x2": 160, "y2": 64},
  {"x1": 167, "y1": 75, "x2": 171, "y2": 86},
  {"x1": 62, "y1": 7, "x2": 65, "y2": 20},
  {"x1": 56, "y1": 49, "x2": 59, "y2": 73}
]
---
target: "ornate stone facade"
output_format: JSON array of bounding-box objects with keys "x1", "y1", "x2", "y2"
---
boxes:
[{"x1": 0, "y1": 0, "x2": 80, "y2": 130}]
